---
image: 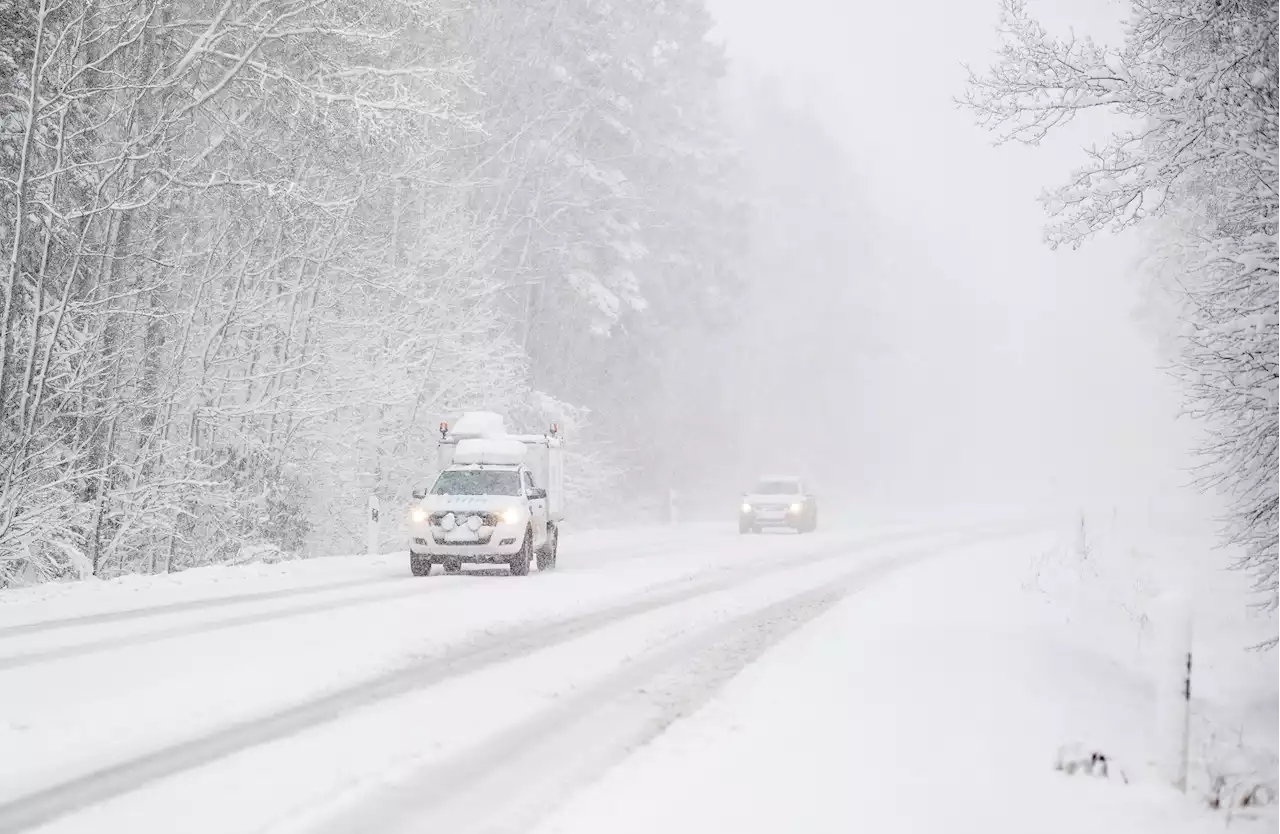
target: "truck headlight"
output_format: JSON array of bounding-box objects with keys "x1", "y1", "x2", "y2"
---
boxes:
[
  {"x1": 410, "y1": 507, "x2": 428, "y2": 523},
  {"x1": 741, "y1": 503, "x2": 752, "y2": 514},
  {"x1": 789, "y1": 502, "x2": 802, "y2": 513},
  {"x1": 501, "y1": 507, "x2": 522, "y2": 525}
]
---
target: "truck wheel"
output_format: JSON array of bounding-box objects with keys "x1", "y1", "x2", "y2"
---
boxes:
[
  {"x1": 537, "y1": 524, "x2": 558, "y2": 571},
  {"x1": 509, "y1": 529, "x2": 532, "y2": 576},
  {"x1": 443, "y1": 559, "x2": 461, "y2": 574},
  {"x1": 410, "y1": 555, "x2": 432, "y2": 577}
]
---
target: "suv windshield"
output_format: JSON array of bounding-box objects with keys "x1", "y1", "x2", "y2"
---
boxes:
[
  {"x1": 432, "y1": 469, "x2": 521, "y2": 496},
  {"x1": 755, "y1": 480, "x2": 801, "y2": 495}
]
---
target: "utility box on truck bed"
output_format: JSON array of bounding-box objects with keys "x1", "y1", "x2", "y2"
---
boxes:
[{"x1": 434, "y1": 418, "x2": 564, "y2": 522}]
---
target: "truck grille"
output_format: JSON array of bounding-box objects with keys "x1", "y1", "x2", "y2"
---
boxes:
[{"x1": 429, "y1": 511, "x2": 498, "y2": 527}]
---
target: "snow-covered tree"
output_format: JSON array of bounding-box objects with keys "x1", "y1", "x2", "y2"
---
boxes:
[
  {"x1": 449, "y1": 0, "x2": 746, "y2": 501},
  {"x1": 962, "y1": 0, "x2": 1278, "y2": 622},
  {"x1": 0, "y1": 0, "x2": 750, "y2": 581},
  {"x1": 0, "y1": 0, "x2": 519, "y2": 579}
]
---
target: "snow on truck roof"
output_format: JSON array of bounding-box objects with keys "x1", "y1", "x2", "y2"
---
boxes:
[
  {"x1": 450, "y1": 411, "x2": 507, "y2": 439},
  {"x1": 757, "y1": 475, "x2": 801, "y2": 483},
  {"x1": 453, "y1": 437, "x2": 527, "y2": 465}
]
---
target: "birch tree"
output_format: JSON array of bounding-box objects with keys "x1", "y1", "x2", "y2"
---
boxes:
[{"x1": 0, "y1": 0, "x2": 501, "y2": 579}]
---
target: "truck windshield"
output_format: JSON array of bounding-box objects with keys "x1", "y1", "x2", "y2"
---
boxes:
[
  {"x1": 756, "y1": 480, "x2": 800, "y2": 494},
  {"x1": 432, "y1": 470, "x2": 522, "y2": 496}
]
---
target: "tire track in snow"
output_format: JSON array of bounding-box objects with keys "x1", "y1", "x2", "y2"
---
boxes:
[
  {"x1": 287, "y1": 547, "x2": 940, "y2": 834},
  {"x1": 0, "y1": 526, "x2": 1007, "y2": 833},
  {"x1": 0, "y1": 532, "x2": 681, "y2": 639},
  {"x1": 0, "y1": 575, "x2": 404, "y2": 638},
  {"x1": 0, "y1": 529, "x2": 717, "y2": 639},
  {"x1": 0, "y1": 527, "x2": 934, "y2": 671},
  {"x1": 0, "y1": 579, "x2": 463, "y2": 672},
  {"x1": 0, "y1": 537, "x2": 723, "y2": 667},
  {"x1": 0, "y1": 522, "x2": 944, "y2": 641}
]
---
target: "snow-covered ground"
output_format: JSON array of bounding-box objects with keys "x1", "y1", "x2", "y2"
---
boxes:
[
  {"x1": 534, "y1": 514, "x2": 1277, "y2": 834},
  {"x1": 0, "y1": 515, "x2": 1272, "y2": 834}
]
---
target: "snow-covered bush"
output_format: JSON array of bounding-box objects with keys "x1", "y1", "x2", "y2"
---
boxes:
[
  {"x1": 1200, "y1": 729, "x2": 1277, "y2": 820},
  {"x1": 1055, "y1": 743, "x2": 1129, "y2": 783},
  {"x1": 1023, "y1": 510, "x2": 1162, "y2": 664}
]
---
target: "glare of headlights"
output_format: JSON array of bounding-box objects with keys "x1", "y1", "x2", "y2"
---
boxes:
[
  {"x1": 789, "y1": 502, "x2": 802, "y2": 513},
  {"x1": 410, "y1": 508, "x2": 428, "y2": 523},
  {"x1": 741, "y1": 503, "x2": 752, "y2": 513},
  {"x1": 501, "y1": 507, "x2": 522, "y2": 525}
]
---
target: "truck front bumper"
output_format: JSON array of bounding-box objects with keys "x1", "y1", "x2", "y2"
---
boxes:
[
  {"x1": 741, "y1": 508, "x2": 803, "y2": 528},
  {"x1": 408, "y1": 525, "x2": 526, "y2": 560}
]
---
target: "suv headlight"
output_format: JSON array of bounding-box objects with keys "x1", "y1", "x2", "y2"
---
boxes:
[
  {"x1": 789, "y1": 502, "x2": 802, "y2": 513},
  {"x1": 501, "y1": 507, "x2": 522, "y2": 525},
  {"x1": 741, "y1": 502, "x2": 752, "y2": 514},
  {"x1": 410, "y1": 507, "x2": 428, "y2": 523}
]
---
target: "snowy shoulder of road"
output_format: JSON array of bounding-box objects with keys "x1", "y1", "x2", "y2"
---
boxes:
[
  {"x1": 0, "y1": 551, "x2": 407, "y2": 627},
  {"x1": 534, "y1": 519, "x2": 1279, "y2": 834}
]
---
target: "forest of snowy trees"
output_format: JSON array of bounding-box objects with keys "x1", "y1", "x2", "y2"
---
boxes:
[
  {"x1": 964, "y1": 0, "x2": 1278, "y2": 619},
  {"x1": 0, "y1": 0, "x2": 872, "y2": 582}
]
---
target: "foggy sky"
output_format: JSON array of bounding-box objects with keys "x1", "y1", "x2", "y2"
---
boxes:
[{"x1": 707, "y1": 0, "x2": 1202, "y2": 514}]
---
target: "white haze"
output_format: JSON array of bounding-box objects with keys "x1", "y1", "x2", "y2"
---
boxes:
[{"x1": 707, "y1": 0, "x2": 1204, "y2": 519}]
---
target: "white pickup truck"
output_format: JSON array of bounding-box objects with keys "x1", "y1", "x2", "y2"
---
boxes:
[{"x1": 408, "y1": 412, "x2": 564, "y2": 577}]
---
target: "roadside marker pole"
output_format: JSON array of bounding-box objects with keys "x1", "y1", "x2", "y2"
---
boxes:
[
  {"x1": 367, "y1": 495, "x2": 381, "y2": 556},
  {"x1": 1178, "y1": 649, "x2": 1192, "y2": 793},
  {"x1": 1153, "y1": 592, "x2": 1193, "y2": 792}
]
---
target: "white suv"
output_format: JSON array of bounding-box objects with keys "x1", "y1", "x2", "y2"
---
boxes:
[{"x1": 739, "y1": 476, "x2": 818, "y2": 534}]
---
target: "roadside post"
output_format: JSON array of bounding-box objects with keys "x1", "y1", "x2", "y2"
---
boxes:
[
  {"x1": 367, "y1": 495, "x2": 380, "y2": 556},
  {"x1": 1153, "y1": 592, "x2": 1193, "y2": 792}
]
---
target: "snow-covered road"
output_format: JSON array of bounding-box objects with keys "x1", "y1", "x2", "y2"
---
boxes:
[
  {"x1": 0, "y1": 520, "x2": 1004, "y2": 834},
  {"x1": 6, "y1": 517, "x2": 1263, "y2": 834}
]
